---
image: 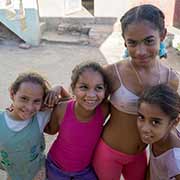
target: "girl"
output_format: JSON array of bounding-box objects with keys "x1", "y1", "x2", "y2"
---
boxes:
[
  {"x1": 137, "y1": 84, "x2": 180, "y2": 180},
  {"x1": 92, "y1": 4, "x2": 179, "y2": 180},
  {"x1": 45, "y1": 61, "x2": 110, "y2": 180},
  {"x1": 0, "y1": 72, "x2": 68, "y2": 180}
]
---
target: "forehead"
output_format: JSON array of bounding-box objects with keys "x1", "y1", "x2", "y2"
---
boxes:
[
  {"x1": 124, "y1": 21, "x2": 160, "y2": 40},
  {"x1": 139, "y1": 102, "x2": 169, "y2": 120},
  {"x1": 17, "y1": 82, "x2": 44, "y2": 97},
  {"x1": 77, "y1": 69, "x2": 104, "y2": 83}
]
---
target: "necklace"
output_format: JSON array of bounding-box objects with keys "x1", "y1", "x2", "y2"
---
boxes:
[{"x1": 129, "y1": 60, "x2": 161, "y2": 89}]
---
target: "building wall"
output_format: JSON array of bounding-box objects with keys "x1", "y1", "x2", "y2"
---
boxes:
[
  {"x1": 94, "y1": 0, "x2": 130, "y2": 18},
  {"x1": 38, "y1": 0, "x2": 65, "y2": 17},
  {"x1": 137, "y1": 0, "x2": 176, "y2": 26},
  {"x1": 94, "y1": 0, "x2": 179, "y2": 28},
  {"x1": 173, "y1": 0, "x2": 180, "y2": 28},
  {"x1": 38, "y1": 0, "x2": 81, "y2": 17}
]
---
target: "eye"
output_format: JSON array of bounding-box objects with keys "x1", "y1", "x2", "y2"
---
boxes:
[
  {"x1": 144, "y1": 38, "x2": 155, "y2": 46},
  {"x1": 95, "y1": 85, "x2": 105, "y2": 92},
  {"x1": 20, "y1": 96, "x2": 28, "y2": 101},
  {"x1": 151, "y1": 120, "x2": 160, "y2": 126},
  {"x1": 34, "y1": 99, "x2": 42, "y2": 104},
  {"x1": 79, "y1": 85, "x2": 88, "y2": 90},
  {"x1": 137, "y1": 114, "x2": 144, "y2": 121},
  {"x1": 126, "y1": 40, "x2": 137, "y2": 47}
]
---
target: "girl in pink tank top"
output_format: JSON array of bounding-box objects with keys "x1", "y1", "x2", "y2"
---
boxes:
[{"x1": 45, "y1": 62, "x2": 110, "y2": 180}]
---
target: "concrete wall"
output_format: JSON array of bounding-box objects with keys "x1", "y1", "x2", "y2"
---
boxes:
[
  {"x1": 38, "y1": 0, "x2": 81, "y2": 17},
  {"x1": 94, "y1": 0, "x2": 180, "y2": 28},
  {"x1": 137, "y1": 0, "x2": 176, "y2": 26},
  {"x1": 38, "y1": 0, "x2": 65, "y2": 17},
  {"x1": 173, "y1": 0, "x2": 180, "y2": 28},
  {"x1": 64, "y1": 0, "x2": 81, "y2": 15},
  {"x1": 94, "y1": 0, "x2": 130, "y2": 18}
]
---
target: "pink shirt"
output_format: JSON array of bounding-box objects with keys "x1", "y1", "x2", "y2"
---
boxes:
[{"x1": 48, "y1": 100, "x2": 104, "y2": 172}]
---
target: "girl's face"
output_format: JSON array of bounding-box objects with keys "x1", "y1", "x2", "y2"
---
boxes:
[
  {"x1": 137, "y1": 102, "x2": 174, "y2": 145},
  {"x1": 10, "y1": 82, "x2": 44, "y2": 121},
  {"x1": 124, "y1": 21, "x2": 164, "y2": 66},
  {"x1": 73, "y1": 68, "x2": 106, "y2": 112}
]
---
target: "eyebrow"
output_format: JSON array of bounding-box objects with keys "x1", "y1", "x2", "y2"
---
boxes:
[
  {"x1": 151, "y1": 117, "x2": 162, "y2": 121},
  {"x1": 127, "y1": 35, "x2": 155, "y2": 41},
  {"x1": 137, "y1": 111, "x2": 162, "y2": 121}
]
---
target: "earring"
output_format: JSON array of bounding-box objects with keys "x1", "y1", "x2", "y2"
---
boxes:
[
  {"x1": 159, "y1": 42, "x2": 167, "y2": 59},
  {"x1": 123, "y1": 48, "x2": 129, "y2": 58},
  {"x1": 6, "y1": 104, "x2": 14, "y2": 112}
]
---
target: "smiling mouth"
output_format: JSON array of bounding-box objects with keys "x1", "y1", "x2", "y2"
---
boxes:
[
  {"x1": 85, "y1": 100, "x2": 97, "y2": 105},
  {"x1": 21, "y1": 110, "x2": 34, "y2": 116},
  {"x1": 141, "y1": 134, "x2": 153, "y2": 142}
]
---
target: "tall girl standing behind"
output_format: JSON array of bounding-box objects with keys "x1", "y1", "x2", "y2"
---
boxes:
[
  {"x1": 92, "y1": 4, "x2": 179, "y2": 180},
  {"x1": 45, "y1": 61, "x2": 110, "y2": 180},
  {"x1": 0, "y1": 72, "x2": 66, "y2": 180},
  {"x1": 137, "y1": 84, "x2": 180, "y2": 180}
]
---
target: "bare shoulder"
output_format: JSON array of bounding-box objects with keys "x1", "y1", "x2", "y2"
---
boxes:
[
  {"x1": 168, "y1": 69, "x2": 179, "y2": 91},
  {"x1": 165, "y1": 68, "x2": 179, "y2": 91},
  {"x1": 103, "y1": 61, "x2": 127, "y2": 92},
  {"x1": 160, "y1": 63, "x2": 179, "y2": 91},
  {"x1": 103, "y1": 63, "x2": 115, "y2": 80}
]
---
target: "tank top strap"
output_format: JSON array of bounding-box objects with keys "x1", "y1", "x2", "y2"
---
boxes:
[
  {"x1": 167, "y1": 67, "x2": 172, "y2": 82},
  {"x1": 113, "y1": 63, "x2": 122, "y2": 83},
  {"x1": 157, "y1": 61, "x2": 161, "y2": 84}
]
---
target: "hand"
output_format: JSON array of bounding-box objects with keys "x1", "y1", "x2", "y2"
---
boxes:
[
  {"x1": 43, "y1": 90, "x2": 59, "y2": 109},
  {"x1": 43, "y1": 85, "x2": 71, "y2": 110}
]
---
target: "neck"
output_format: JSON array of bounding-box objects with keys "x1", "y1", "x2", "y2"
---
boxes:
[
  {"x1": 131, "y1": 57, "x2": 158, "y2": 71},
  {"x1": 74, "y1": 102, "x2": 95, "y2": 122},
  {"x1": 152, "y1": 131, "x2": 174, "y2": 156}
]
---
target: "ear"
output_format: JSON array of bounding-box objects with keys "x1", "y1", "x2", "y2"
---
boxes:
[
  {"x1": 9, "y1": 88, "x2": 15, "y2": 101},
  {"x1": 160, "y1": 28, "x2": 167, "y2": 41},
  {"x1": 172, "y1": 114, "x2": 180, "y2": 128}
]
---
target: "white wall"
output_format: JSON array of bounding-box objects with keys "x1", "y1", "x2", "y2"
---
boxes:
[
  {"x1": 38, "y1": 0, "x2": 81, "y2": 17},
  {"x1": 0, "y1": 0, "x2": 38, "y2": 9},
  {"x1": 38, "y1": 0, "x2": 65, "y2": 17},
  {"x1": 64, "y1": 0, "x2": 81, "y2": 15},
  {"x1": 94, "y1": 0, "x2": 130, "y2": 18}
]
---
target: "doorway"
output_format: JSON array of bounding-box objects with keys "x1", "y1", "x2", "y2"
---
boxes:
[{"x1": 82, "y1": 0, "x2": 94, "y2": 15}]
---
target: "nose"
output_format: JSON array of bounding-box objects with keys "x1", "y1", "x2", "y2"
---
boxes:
[
  {"x1": 141, "y1": 122, "x2": 151, "y2": 134},
  {"x1": 136, "y1": 43, "x2": 146, "y2": 57},
  {"x1": 25, "y1": 102, "x2": 34, "y2": 111},
  {"x1": 87, "y1": 89, "x2": 96, "y2": 97}
]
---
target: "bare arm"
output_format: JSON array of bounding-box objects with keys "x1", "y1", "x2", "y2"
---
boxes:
[
  {"x1": 103, "y1": 64, "x2": 118, "y2": 93},
  {"x1": 44, "y1": 102, "x2": 67, "y2": 134},
  {"x1": 44, "y1": 86, "x2": 71, "y2": 108}
]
